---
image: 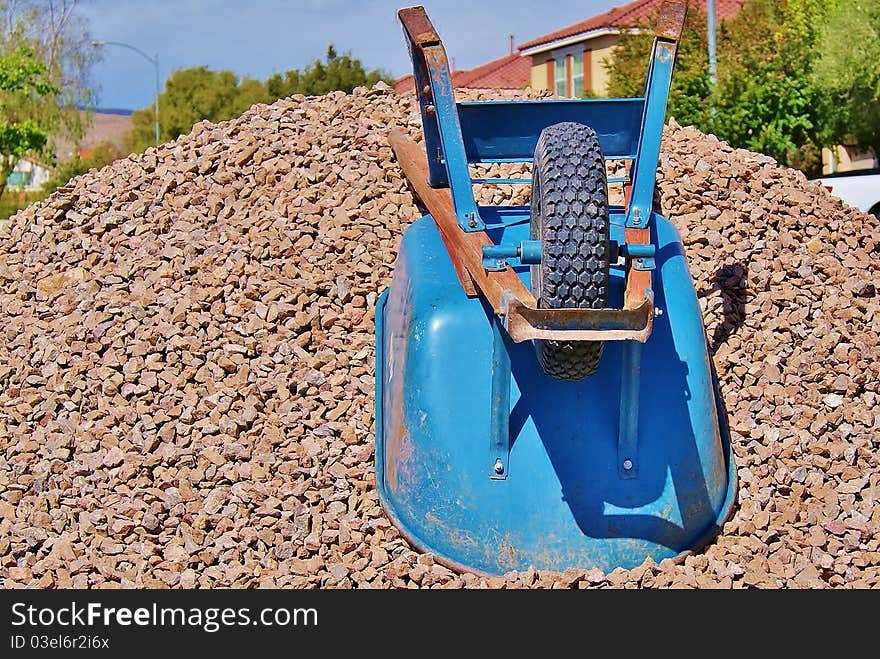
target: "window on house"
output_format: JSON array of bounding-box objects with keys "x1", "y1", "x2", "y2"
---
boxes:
[
  {"x1": 555, "y1": 58, "x2": 566, "y2": 96},
  {"x1": 7, "y1": 171, "x2": 32, "y2": 188},
  {"x1": 572, "y1": 52, "x2": 584, "y2": 98}
]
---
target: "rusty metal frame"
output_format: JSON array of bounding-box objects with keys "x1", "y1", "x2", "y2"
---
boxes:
[
  {"x1": 398, "y1": 6, "x2": 484, "y2": 232},
  {"x1": 390, "y1": 129, "x2": 655, "y2": 344},
  {"x1": 390, "y1": 5, "x2": 695, "y2": 346},
  {"x1": 500, "y1": 291, "x2": 653, "y2": 343}
]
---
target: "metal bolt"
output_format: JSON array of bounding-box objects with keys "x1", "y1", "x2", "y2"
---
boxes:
[
  {"x1": 425, "y1": 104, "x2": 435, "y2": 114},
  {"x1": 468, "y1": 218, "x2": 477, "y2": 228},
  {"x1": 494, "y1": 458, "x2": 504, "y2": 474},
  {"x1": 623, "y1": 458, "x2": 633, "y2": 471},
  {"x1": 422, "y1": 85, "x2": 431, "y2": 95}
]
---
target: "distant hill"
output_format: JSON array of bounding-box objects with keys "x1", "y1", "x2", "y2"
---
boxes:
[
  {"x1": 87, "y1": 107, "x2": 134, "y2": 117},
  {"x1": 55, "y1": 109, "x2": 134, "y2": 162}
]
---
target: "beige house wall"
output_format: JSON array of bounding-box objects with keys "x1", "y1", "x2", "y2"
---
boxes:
[
  {"x1": 822, "y1": 145, "x2": 878, "y2": 175},
  {"x1": 586, "y1": 34, "x2": 619, "y2": 96},
  {"x1": 525, "y1": 33, "x2": 621, "y2": 97},
  {"x1": 530, "y1": 52, "x2": 553, "y2": 91}
]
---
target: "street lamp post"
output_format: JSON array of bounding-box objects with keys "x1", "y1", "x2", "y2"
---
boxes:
[
  {"x1": 92, "y1": 40, "x2": 160, "y2": 146},
  {"x1": 707, "y1": 0, "x2": 717, "y2": 85}
]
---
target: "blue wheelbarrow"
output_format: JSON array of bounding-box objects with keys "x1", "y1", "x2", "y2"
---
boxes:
[{"x1": 375, "y1": 3, "x2": 736, "y2": 575}]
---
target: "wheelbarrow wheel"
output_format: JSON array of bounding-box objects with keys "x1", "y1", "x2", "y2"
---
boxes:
[{"x1": 530, "y1": 122, "x2": 610, "y2": 381}]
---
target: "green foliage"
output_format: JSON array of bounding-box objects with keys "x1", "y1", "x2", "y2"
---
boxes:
[
  {"x1": 1, "y1": 1, "x2": 99, "y2": 152},
  {"x1": 0, "y1": 118, "x2": 48, "y2": 158},
  {"x1": 605, "y1": 0, "x2": 850, "y2": 173},
  {"x1": 604, "y1": 27, "x2": 651, "y2": 98},
  {"x1": 128, "y1": 45, "x2": 393, "y2": 154},
  {"x1": 0, "y1": 189, "x2": 44, "y2": 220},
  {"x1": 710, "y1": 0, "x2": 831, "y2": 170},
  {"x1": 0, "y1": 47, "x2": 58, "y2": 95},
  {"x1": 127, "y1": 66, "x2": 270, "y2": 152},
  {"x1": 606, "y1": 7, "x2": 717, "y2": 129},
  {"x1": 265, "y1": 45, "x2": 393, "y2": 97},
  {"x1": 814, "y1": 2, "x2": 880, "y2": 158},
  {"x1": 0, "y1": 46, "x2": 59, "y2": 199},
  {"x1": 0, "y1": 1, "x2": 98, "y2": 201}
]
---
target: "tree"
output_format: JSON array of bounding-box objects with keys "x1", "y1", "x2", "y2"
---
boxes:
[
  {"x1": 127, "y1": 45, "x2": 394, "y2": 154},
  {"x1": 0, "y1": 0, "x2": 99, "y2": 148},
  {"x1": 265, "y1": 45, "x2": 393, "y2": 98},
  {"x1": 710, "y1": 0, "x2": 832, "y2": 170},
  {"x1": 604, "y1": 0, "x2": 838, "y2": 173},
  {"x1": 126, "y1": 66, "x2": 272, "y2": 152},
  {"x1": 814, "y1": 2, "x2": 880, "y2": 159},
  {"x1": 0, "y1": 46, "x2": 58, "y2": 199},
  {"x1": 0, "y1": 1, "x2": 98, "y2": 199},
  {"x1": 606, "y1": 7, "x2": 719, "y2": 130}
]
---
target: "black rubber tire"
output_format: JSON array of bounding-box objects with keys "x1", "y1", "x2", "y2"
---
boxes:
[
  {"x1": 530, "y1": 122, "x2": 610, "y2": 381},
  {"x1": 870, "y1": 203, "x2": 880, "y2": 221}
]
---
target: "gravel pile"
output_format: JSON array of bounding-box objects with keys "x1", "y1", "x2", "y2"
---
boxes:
[{"x1": 1, "y1": 83, "x2": 878, "y2": 588}]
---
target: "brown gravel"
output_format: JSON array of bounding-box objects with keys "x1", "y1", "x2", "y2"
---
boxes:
[{"x1": 1, "y1": 82, "x2": 878, "y2": 589}]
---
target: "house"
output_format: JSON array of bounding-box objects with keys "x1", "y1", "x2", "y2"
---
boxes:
[
  {"x1": 519, "y1": 0, "x2": 742, "y2": 97},
  {"x1": 6, "y1": 158, "x2": 51, "y2": 192},
  {"x1": 5, "y1": 109, "x2": 133, "y2": 194},
  {"x1": 395, "y1": 43, "x2": 531, "y2": 93},
  {"x1": 822, "y1": 144, "x2": 878, "y2": 175}
]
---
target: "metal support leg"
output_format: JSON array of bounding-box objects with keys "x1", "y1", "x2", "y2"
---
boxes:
[
  {"x1": 618, "y1": 339, "x2": 642, "y2": 479},
  {"x1": 489, "y1": 315, "x2": 511, "y2": 480}
]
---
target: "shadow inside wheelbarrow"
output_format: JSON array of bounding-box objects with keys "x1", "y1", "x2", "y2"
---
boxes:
[
  {"x1": 376, "y1": 212, "x2": 735, "y2": 574},
  {"x1": 505, "y1": 241, "x2": 726, "y2": 555}
]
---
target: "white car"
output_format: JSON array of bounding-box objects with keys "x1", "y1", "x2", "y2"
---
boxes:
[{"x1": 814, "y1": 168, "x2": 880, "y2": 219}]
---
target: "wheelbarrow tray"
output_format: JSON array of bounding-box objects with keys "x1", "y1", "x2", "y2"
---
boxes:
[
  {"x1": 375, "y1": 208, "x2": 737, "y2": 575},
  {"x1": 374, "y1": 2, "x2": 736, "y2": 576}
]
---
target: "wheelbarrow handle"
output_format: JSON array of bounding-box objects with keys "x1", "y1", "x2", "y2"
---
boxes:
[
  {"x1": 624, "y1": 1, "x2": 688, "y2": 232},
  {"x1": 398, "y1": 5, "x2": 441, "y2": 47},
  {"x1": 397, "y1": 6, "x2": 484, "y2": 232},
  {"x1": 398, "y1": 6, "x2": 449, "y2": 189},
  {"x1": 655, "y1": 1, "x2": 688, "y2": 42}
]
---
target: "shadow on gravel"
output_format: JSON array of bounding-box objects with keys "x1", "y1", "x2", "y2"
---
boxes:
[{"x1": 698, "y1": 263, "x2": 748, "y2": 354}]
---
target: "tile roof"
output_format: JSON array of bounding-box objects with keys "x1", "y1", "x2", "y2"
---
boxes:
[
  {"x1": 518, "y1": 0, "x2": 743, "y2": 51},
  {"x1": 394, "y1": 53, "x2": 530, "y2": 94},
  {"x1": 454, "y1": 52, "x2": 531, "y2": 89}
]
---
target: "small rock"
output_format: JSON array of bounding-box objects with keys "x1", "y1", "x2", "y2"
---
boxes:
[
  {"x1": 851, "y1": 280, "x2": 875, "y2": 298},
  {"x1": 142, "y1": 513, "x2": 160, "y2": 532},
  {"x1": 103, "y1": 447, "x2": 124, "y2": 467},
  {"x1": 824, "y1": 394, "x2": 844, "y2": 408},
  {"x1": 329, "y1": 564, "x2": 350, "y2": 583}
]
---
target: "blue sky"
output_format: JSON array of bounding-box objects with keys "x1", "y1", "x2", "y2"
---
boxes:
[{"x1": 83, "y1": 0, "x2": 621, "y2": 110}]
